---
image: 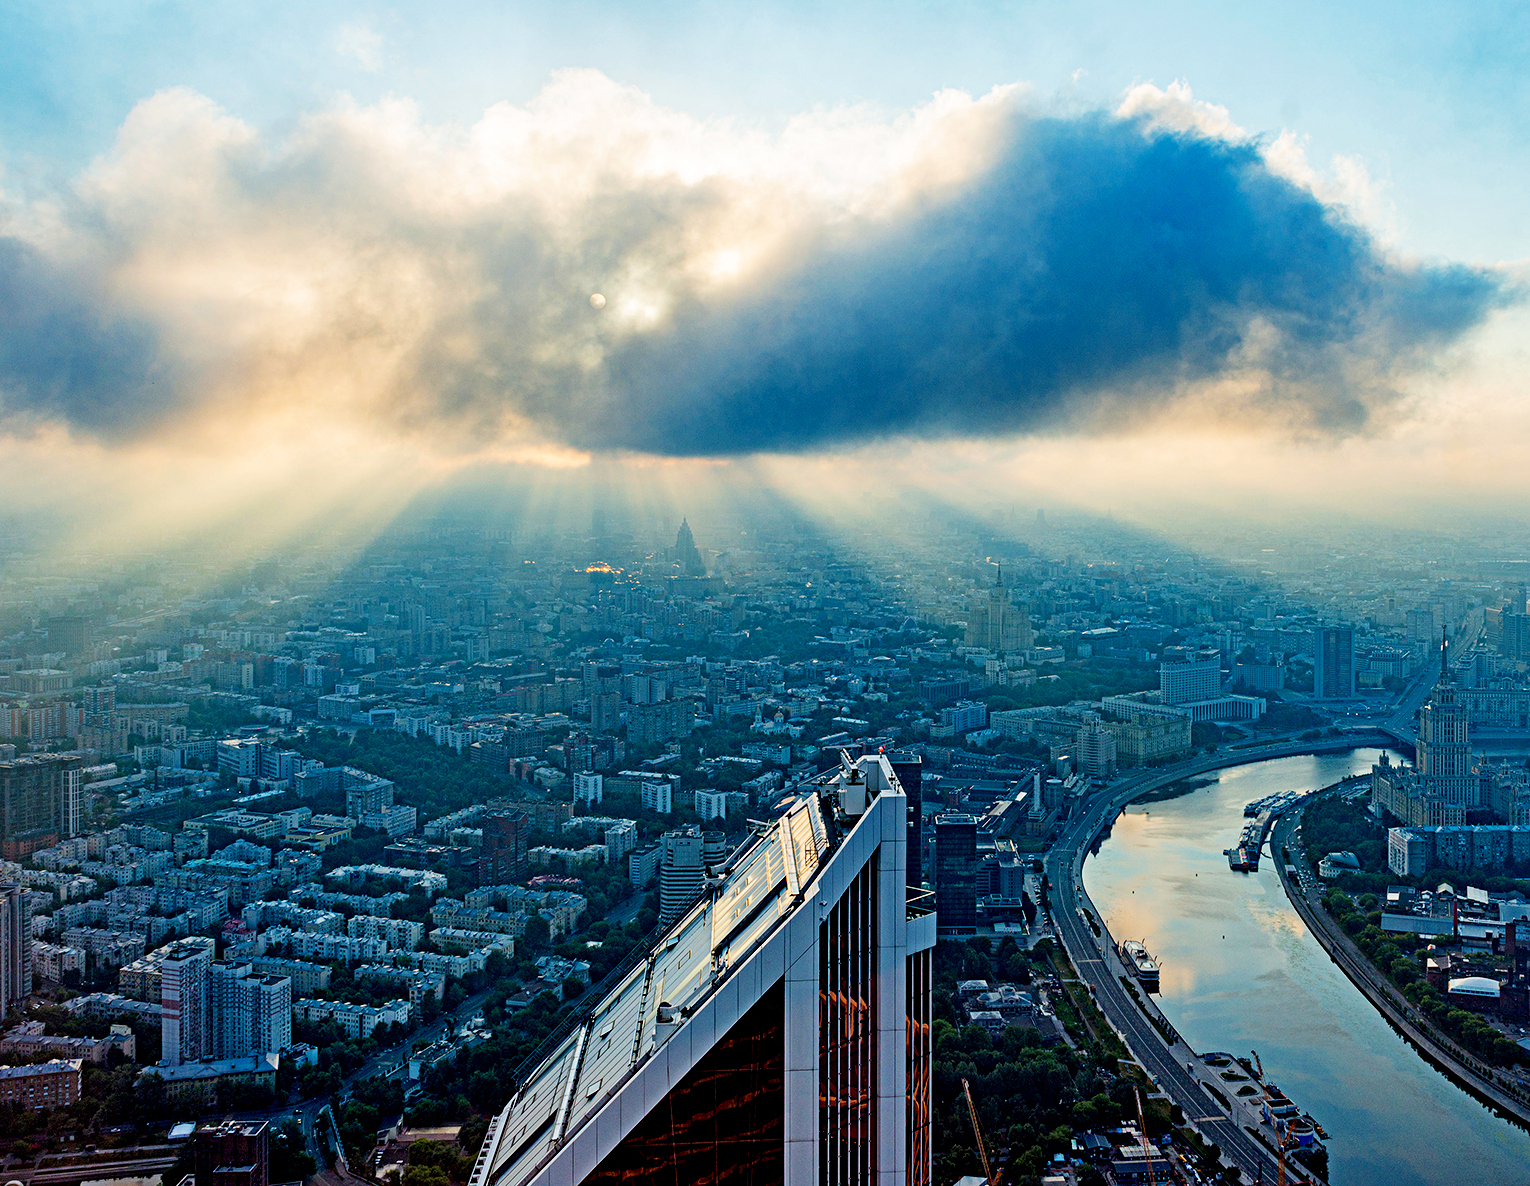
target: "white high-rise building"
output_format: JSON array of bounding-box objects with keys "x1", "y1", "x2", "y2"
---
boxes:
[
  {"x1": 210, "y1": 961, "x2": 252, "y2": 1060},
  {"x1": 641, "y1": 778, "x2": 674, "y2": 815},
  {"x1": 573, "y1": 772, "x2": 603, "y2": 806},
  {"x1": 658, "y1": 827, "x2": 704, "y2": 923},
  {"x1": 469, "y1": 753, "x2": 936, "y2": 1186},
  {"x1": 251, "y1": 973, "x2": 292, "y2": 1055},
  {"x1": 694, "y1": 789, "x2": 729, "y2": 821},
  {"x1": 61, "y1": 767, "x2": 81, "y2": 839},
  {"x1": 210, "y1": 960, "x2": 293, "y2": 1059},
  {"x1": 1160, "y1": 651, "x2": 1221, "y2": 706},
  {"x1": 161, "y1": 940, "x2": 212, "y2": 1066},
  {"x1": 1074, "y1": 717, "x2": 1118, "y2": 780}
]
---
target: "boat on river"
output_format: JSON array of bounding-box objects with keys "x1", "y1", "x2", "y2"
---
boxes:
[
  {"x1": 1120, "y1": 939, "x2": 1161, "y2": 991},
  {"x1": 1226, "y1": 812, "x2": 1273, "y2": 872}
]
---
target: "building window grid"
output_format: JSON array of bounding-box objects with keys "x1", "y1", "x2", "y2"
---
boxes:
[
  {"x1": 906, "y1": 948, "x2": 931, "y2": 1186},
  {"x1": 819, "y1": 858, "x2": 876, "y2": 1186}
]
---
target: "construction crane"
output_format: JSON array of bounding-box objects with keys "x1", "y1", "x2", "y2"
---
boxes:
[
  {"x1": 961, "y1": 1078, "x2": 1000, "y2": 1186},
  {"x1": 1250, "y1": 1051, "x2": 1295, "y2": 1186},
  {"x1": 1133, "y1": 1087, "x2": 1157, "y2": 1186}
]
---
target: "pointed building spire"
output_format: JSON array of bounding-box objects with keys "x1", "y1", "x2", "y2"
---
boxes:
[{"x1": 1441, "y1": 628, "x2": 1448, "y2": 684}]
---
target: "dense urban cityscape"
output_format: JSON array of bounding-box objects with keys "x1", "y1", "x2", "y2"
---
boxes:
[
  {"x1": 0, "y1": 501, "x2": 1522, "y2": 1185},
  {"x1": 3, "y1": 3, "x2": 1527, "y2": 1185}
]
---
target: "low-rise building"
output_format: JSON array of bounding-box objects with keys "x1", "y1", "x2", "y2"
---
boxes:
[
  {"x1": 59, "y1": 992, "x2": 162, "y2": 1025},
  {"x1": 29, "y1": 941, "x2": 84, "y2": 984},
  {"x1": 138, "y1": 1052, "x2": 279, "y2": 1108},
  {"x1": 0, "y1": 1021, "x2": 134, "y2": 1065},
  {"x1": 428, "y1": 928, "x2": 516, "y2": 955},
  {"x1": 0, "y1": 1059, "x2": 81, "y2": 1109},
  {"x1": 355, "y1": 965, "x2": 446, "y2": 1009},
  {"x1": 244, "y1": 956, "x2": 332, "y2": 996},
  {"x1": 292, "y1": 997, "x2": 411, "y2": 1039},
  {"x1": 59, "y1": 927, "x2": 146, "y2": 967},
  {"x1": 345, "y1": 914, "x2": 424, "y2": 950}
]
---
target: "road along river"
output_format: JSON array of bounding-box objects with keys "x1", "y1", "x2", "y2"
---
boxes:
[{"x1": 1082, "y1": 749, "x2": 1530, "y2": 1186}]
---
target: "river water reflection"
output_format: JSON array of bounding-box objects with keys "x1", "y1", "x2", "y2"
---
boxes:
[{"x1": 1082, "y1": 750, "x2": 1530, "y2": 1186}]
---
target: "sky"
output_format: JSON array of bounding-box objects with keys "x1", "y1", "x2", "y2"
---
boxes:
[{"x1": 0, "y1": 1, "x2": 1527, "y2": 556}]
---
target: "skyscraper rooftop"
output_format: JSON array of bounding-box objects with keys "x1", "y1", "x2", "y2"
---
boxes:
[{"x1": 470, "y1": 752, "x2": 936, "y2": 1186}]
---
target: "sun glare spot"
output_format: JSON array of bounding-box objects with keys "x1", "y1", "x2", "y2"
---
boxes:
[{"x1": 708, "y1": 249, "x2": 742, "y2": 278}]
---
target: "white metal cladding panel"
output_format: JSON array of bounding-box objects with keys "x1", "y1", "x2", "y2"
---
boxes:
[
  {"x1": 558, "y1": 960, "x2": 650, "y2": 1134},
  {"x1": 875, "y1": 803, "x2": 908, "y2": 1186},
  {"x1": 908, "y1": 910, "x2": 937, "y2": 953},
  {"x1": 711, "y1": 840, "x2": 786, "y2": 950},
  {"x1": 487, "y1": 1031, "x2": 581, "y2": 1186}
]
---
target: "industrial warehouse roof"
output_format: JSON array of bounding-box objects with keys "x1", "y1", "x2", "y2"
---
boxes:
[{"x1": 474, "y1": 786, "x2": 839, "y2": 1186}]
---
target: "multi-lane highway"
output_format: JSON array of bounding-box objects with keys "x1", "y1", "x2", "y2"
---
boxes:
[{"x1": 1043, "y1": 742, "x2": 1366, "y2": 1184}]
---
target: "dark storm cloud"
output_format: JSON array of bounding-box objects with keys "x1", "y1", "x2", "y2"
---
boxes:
[
  {"x1": 571, "y1": 112, "x2": 1510, "y2": 454},
  {"x1": 0, "y1": 236, "x2": 175, "y2": 434},
  {"x1": 0, "y1": 95, "x2": 1512, "y2": 456}
]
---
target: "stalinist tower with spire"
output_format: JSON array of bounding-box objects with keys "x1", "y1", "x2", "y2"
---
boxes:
[
  {"x1": 1371, "y1": 632, "x2": 1478, "y2": 827},
  {"x1": 964, "y1": 563, "x2": 1033, "y2": 654},
  {"x1": 672, "y1": 518, "x2": 706, "y2": 577},
  {"x1": 1417, "y1": 632, "x2": 1475, "y2": 809}
]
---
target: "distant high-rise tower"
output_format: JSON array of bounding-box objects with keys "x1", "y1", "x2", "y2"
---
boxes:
[
  {"x1": 964, "y1": 565, "x2": 1033, "y2": 654},
  {"x1": 658, "y1": 826, "x2": 705, "y2": 923},
  {"x1": 1313, "y1": 626, "x2": 1356, "y2": 699},
  {"x1": 589, "y1": 691, "x2": 621, "y2": 733},
  {"x1": 210, "y1": 962, "x2": 292, "y2": 1059},
  {"x1": 45, "y1": 617, "x2": 86, "y2": 657},
  {"x1": 1160, "y1": 650, "x2": 1221, "y2": 706},
  {"x1": 161, "y1": 940, "x2": 213, "y2": 1066},
  {"x1": 1419, "y1": 635, "x2": 1474, "y2": 808},
  {"x1": 0, "y1": 886, "x2": 29, "y2": 1018},
  {"x1": 478, "y1": 813, "x2": 530, "y2": 885},
  {"x1": 0, "y1": 755, "x2": 84, "y2": 859},
  {"x1": 936, "y1": 813, "x2": 978, "y2": 937},
  {"x1": 673, "y1": 517, "x2": 706, "y2": 577},
  {"x1": 1075, "y1": 717, "x2": 1118, "y2": 779}
]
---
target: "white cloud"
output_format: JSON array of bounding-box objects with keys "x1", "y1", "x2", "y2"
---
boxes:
[
  {"x1": 336, "y1": 21, "x2": 384, "y2": 71},
  {"x1": 0, "y1": 74, "x2": 1026, "y2": 454},
  {"x1": 0, "y1": 72, "x2": 1500, "y2": 469},
  {"x1": 1117, "y1": 79, "x2": 1246, "y2": 142}
]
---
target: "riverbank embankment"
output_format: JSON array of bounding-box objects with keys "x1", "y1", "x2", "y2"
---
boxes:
[{"x1": 1273, "y1": 789, "x2": 1530, "y2": 1131}]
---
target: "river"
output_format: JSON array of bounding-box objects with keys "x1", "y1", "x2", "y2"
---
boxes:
[{"x1": 1081, "y1": 749, "x2": 1530, "y2": 1186}]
